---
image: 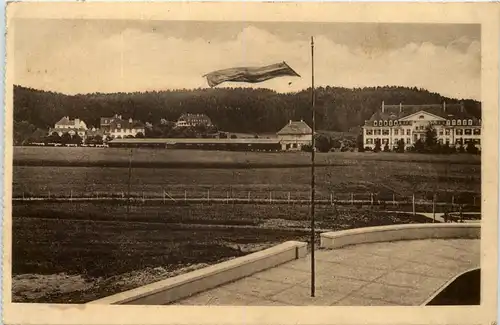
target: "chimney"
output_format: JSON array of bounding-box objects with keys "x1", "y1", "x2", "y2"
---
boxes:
[
  {"x1": 381, "y1": 101, "x2": 385, "y2": 113},
  {"x1": 443, "y1": 101, "x2": 446, "y2": 112},
  {"x1": 129, "y1": 118, "x2": 133, "y2": 123},
  {"x1": 399, "y1": 103, "x2": 402, "y2": 113},
  {"x1": 289, "y1": 120, "x2": 292, "y2": 125},
  {"x1": 74, "y1": 118, "x2": 80, "y2": 127},
  {"x1": 460, "y1": 102, "x2": 464, "y2": 113}
]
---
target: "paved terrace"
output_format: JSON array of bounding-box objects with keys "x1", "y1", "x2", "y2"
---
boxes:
[{"x1": 173, "y1": 239, "x2": 479, "y2": 306}]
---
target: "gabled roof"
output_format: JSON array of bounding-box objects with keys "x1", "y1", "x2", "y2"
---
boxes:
[
  {"x1": 398, "y1": 110, "x2": 447, "y2": 121},
  {"x1": 55, "y1": 116, "x2": 74, "y2": 126},
  {"x1": 367, "y1": 103, "x2": 478, "y2": 122},
  {"x1": 178, "y1": 113, "x2": 212, "y2": 122},
  {"x1": 277, "y1": 120, "x2": 312, "y2": 135}
]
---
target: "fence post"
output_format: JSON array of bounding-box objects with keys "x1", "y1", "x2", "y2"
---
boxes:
[
  {"x1": 207, "y1": 189, "x2": 210, "y2": 203},
  {"x1": 48, "y1": 190, "x2": 51, "y2": 199},
  {"x1": 142, "y1": 191, "x2": 145, "y2": 202},
  {"x1": 392, "y1": 193, "x2": 396, "y2": 206},
  {"x1": 184, "y1": 190, "x2": 187, "y2": 202},
  {"x1": 70, "y1": 190, "x2": 73, "y2": 202},
  {"x1": 370, "y1": 193, "x2": 373, "y2": 205},
  {"x1": 22, "y1": 191, "x2": 25, "y2": 200},
  {"x1": 288, "y1": 192, "x2": 291, "y2": 204},
  {"x1": 248, "y1": 191, "x2": 250, "y2": 203},
  {"x1": 432, "y1": 194, "x2": 436, "y2": 223},
  {"x1": 269, "y1": 191, "x2": 272, "y2": 203},
  {"x1": 452, "y1": 195, "x2": 455, "y2": 206},
  {"x1": 473, "y1": 196, "x2": 476, "y2": 206},
  {"x1": 351, "y1": 193, "x2": 353, "y2": 205},
  {"x1": 163, "y1": 190, "x2": 165, "y2": 204},
  {"x1": 412, "y1": 193, "x2": 416, "y2": 216},
  {"x1": 330, "y1": 193, "x2": 333, "y2": 205},
  {"x1": 227, "y1": 191, "x2": 229, "y2": 204}
]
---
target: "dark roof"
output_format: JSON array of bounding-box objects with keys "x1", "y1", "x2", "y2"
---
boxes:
[
  {"x1": 277, "y1": 120, "x2": 312, "y2": 135},
  {"x1": 367, "y1": 103, "x2": 478, "y2": 122},
  {"x1": 178, "y1": 113, "x2": 212, "y2": 122},
  {"x1": 108, "y1": 138, "x2": 280, "y2": 145}
]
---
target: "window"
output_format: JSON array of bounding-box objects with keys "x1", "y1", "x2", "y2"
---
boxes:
[
  {"x1": 374, "y1": 121, "x2": 378, "y2": 126},
  {"x1": 445, "y1": 129, "x2": 450, "y2": 135},
  {"x1": 457, "y1": 120, "x2": 462, "y2": 126},
  {"x1": 474, "y1": 129, "x2": 481, "y2": 135},
  {"x1": 365, "y1": 129, "x2": 373, "y2": 135},
  {"x1": 468, "y1": 119, "x2": 472, "y2": 126},
  {"x1": 465, "y1": 129, "x2": 472, "y2": 135},
  {"x1": 455, "y1": 138, "x2": 463, "y2": 145},
  {"x1": 438, "y1": 139, "x2": 443, "y2": 144},
  {"x1": 446, "y1": 120, "x2": 450, "y2": 126},
  {"x1": 419, "y1": 115, "x2": 425, "y2": 119},
  {"x1": 439, "y1": 130, "x2": 444, "y2": 136},
  {"x1": 420, "y1": 125, "x2": 425, "y2": 130},
  {"x1": 389, "y1": 120, "x2": 393, "y2": 126},
  {"x1": 383, "y1": 139, "x2": 389, "y2": 144},
  {"x1": 366, "y1": 138, "x2": 373, "y2": 144},
  {"x1": 394, "y1": 138, "x2": 398, "y2": 144},
  {"x1": 446, "y1": 140, "x2": 450, "y2": 145},
  {"x1": 394, "y1": 129, "x2": 399, "y2": 135},
  {"x1": 384, "y1": 120, "x2": 388, "y2": 126},
  {"x1": 117, "y1": 123, "x2": 121, "y2": 128},
  {"x1": 406, "y1": 138, "x2": 411, "y2": 144},
  {"x1": 456, "y1": 129, "x2": 463, "y2": 135},
  {"x1": 406, "y1": 129, "x2": 411, "y2": 135},
  {"x1": 382, "y1": 130, "x2": 389, "y2": 135},
  {"x1": 452, "y1": 120, "x2": 456, "y2": 126},
  {"x1": 463, "y1": 120, "x2": 467, "y2": 126},
  {"x1": 394, "y1": 121, "x2": 398, "y2": 126}
]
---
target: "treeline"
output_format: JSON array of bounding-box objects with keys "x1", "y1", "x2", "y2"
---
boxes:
[{"x1": 14, "y1": 84, "x2": 481, "y2": 143}]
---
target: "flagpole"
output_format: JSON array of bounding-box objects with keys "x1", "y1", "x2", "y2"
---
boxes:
[{"x1": 310, "y1": 36, "x2": 316, "y2": 298}]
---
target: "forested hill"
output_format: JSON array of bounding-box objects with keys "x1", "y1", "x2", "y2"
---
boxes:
[{"x1": 14, "y1": 85, "x2": 481, "y2": 133}]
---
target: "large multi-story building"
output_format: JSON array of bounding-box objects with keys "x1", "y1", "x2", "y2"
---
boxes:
[
  {"x1": 49, "y1": 116, "x2": 88, "y2": 138},
  {"x1": 175, "y1": 113, "x2": 213, "y2": 128},
  {"x1": 362, "y1": 102, "x2": 481, "y2": 151},
  {"x1": 100, "y1": 114, "x2": 146, "y2": 139}
]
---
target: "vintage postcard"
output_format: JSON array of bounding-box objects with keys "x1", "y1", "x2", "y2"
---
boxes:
[{"x1": 3, "y1": 2, "x2": 499, "y2": 325}]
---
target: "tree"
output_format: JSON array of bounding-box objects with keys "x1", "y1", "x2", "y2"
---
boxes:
[
  {"x1": 71, "y1": 134, "x2": 83, "y2": 145},
  {"x1": 47, "y1": 132, "x2": 61, "y2": 144},
  {"x1": 60, "y1": 132, "x2": 72, "y2": 145},
  {"x1": 230, "y1": 134, "x2": 237, "y2": 139},
  {"x1": 466, "y1": 141, "x2": 478, "y2": 154},
  {"x1": 373, "y1": 139, "x2": 381, "y2": 152},
  {"x1": 356, "y1": 134, "x2": 364, "y2": 152},
  {"x1": 315, "y1": 134, "x2": 333, "y2": 152},
  {"x1": 396, "y1": 139, "x2": 406, "y2": 153},
  {"x1": 424, "y1": 124, "x2": 438, "y2": 148},
  {"x1": 135, "y1": 132, "x2": 145, "y2": 138},
  {"x1": 383, "y1": 143, "x2": 390, "y2": 152},
  {"x1": 413, "y1": 139, "x2": 425, "y2": 153}
]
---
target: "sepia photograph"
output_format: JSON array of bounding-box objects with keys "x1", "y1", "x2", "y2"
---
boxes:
[{"x1": 3, "y1": 2, "x2": 498, "y2": 325}]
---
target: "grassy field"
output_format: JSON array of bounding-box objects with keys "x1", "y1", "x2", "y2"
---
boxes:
[
  {"x1": 13, "y1": 202, "x2": 431, "y2": 303},
  {"x1": 13, "y1": 147, "x2": 482, "y2": 202},
  {"x1": 14, "y1": 146, "x2": 481, "y2": 167}
]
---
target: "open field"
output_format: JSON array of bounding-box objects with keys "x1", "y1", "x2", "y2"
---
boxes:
[
  {"x1": 13, "y1": 202, "x2": 432, "y2": 303},
  {"x1": 13, "y1": 148, "x2": 481, "y2": 204},
  {"x1": 14, "y1": 146, "x2": 481, "y2": 168}
]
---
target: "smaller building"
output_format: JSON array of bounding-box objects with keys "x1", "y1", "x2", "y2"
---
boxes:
[
  {"x1": 100, "y1": 114, "x2": 146, "y2": 139},
  {"x1": 48, "y1": 116, "x2": 88, "y2": 138},
  {"x1": 276, "y1": 120, "x2": 313, "y2": 151},
  {"x1": 176, "y1": 113, "x2": 213, "y2": 128}
]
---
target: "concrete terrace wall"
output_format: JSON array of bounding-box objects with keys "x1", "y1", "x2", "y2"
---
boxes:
[
  {"x1": 88, "y1": 240, "x2": 307, "y2": 305},
  {"x1": 320, "y1": 223, "x2": 480, "y2": 249}
]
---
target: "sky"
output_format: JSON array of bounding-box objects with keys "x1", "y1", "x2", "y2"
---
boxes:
[{"x1": 13, "y1": 19, "x2": 481, "y2": 100}]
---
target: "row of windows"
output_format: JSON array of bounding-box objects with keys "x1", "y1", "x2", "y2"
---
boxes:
[
  {"x1": 373, "y1": 119, "x2": 478, "y2": 127},
  {"x1": 366, "y1": 138, "x2": 481, "y2": 145},
  {"x1": 366, "y1": 128, "x2": 481, "y2": 136},
  {"x1": 112, "y1": 128, "x2": 141, "y2": 133},
  {"x1": 366, "y1": 129, "x2": 412, "y2": 136}
]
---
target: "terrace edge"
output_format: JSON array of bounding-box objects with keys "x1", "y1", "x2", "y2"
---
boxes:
[
  {"x1": 87, "y1": 240, "x2": 308, "y2": 305},
  {"x1": 320, "y1": 223, "x2": 481, "y2": 249}
]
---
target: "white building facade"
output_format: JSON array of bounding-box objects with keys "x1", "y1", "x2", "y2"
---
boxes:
[
  {"x1": 362, "y1": 102, "x2": 481, "y2": 151},
  {"x1": 276, "y1": 120, "x2": 313, "y2": 151}
]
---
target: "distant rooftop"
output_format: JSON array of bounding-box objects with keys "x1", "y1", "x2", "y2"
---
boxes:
[
  {"x1": 367, "y1": 102, "x2": 478, "y2": 122},
  {"x1": 277, "y1": 120, "x2": 312, "y2": 135}
]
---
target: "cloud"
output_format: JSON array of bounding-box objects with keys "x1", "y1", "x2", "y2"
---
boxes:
[{"x1": 15, "y1": 25, "x2": 481, "y2": 100}]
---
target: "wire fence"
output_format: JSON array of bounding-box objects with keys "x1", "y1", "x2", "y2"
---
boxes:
[{"x1": 13, "y1": 188, "x2": 481, "y2": 210}]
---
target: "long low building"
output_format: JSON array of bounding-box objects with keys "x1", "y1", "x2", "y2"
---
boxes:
[{"x1": 107, "y1": 137, "x2": 283, "y2": 151}]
